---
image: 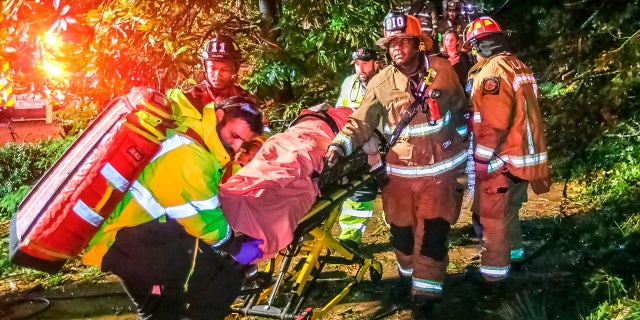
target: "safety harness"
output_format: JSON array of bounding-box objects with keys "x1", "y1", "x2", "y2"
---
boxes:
[{"x1": 385, "y1": 54, "x2": 441, "y2": 151}]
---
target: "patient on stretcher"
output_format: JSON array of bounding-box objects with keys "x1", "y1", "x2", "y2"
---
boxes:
[{"x1": 219, "y1": 103, "x2": 378, "y2": 260}]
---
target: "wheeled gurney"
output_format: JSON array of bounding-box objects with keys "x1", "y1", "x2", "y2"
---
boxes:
[
  {"x1": 219, "y1": 105, "x2": 385, "y2": 319},
  {"x1": 230, "y1": 148, "x2": 384, "y2": 320}
]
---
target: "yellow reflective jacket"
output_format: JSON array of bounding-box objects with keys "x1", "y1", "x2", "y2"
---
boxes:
[
  {"x1": 83, "y1": 102, "x2": 232, "y2": 267},
  {"x1": 336, "y1": 74, "x2": 366, "y2": 110}
]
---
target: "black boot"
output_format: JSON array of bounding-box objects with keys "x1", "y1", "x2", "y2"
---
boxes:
[
  {"x1": 410, "y1": 295, "x2": 440, "y2": 320},
  {"x1": 463, "y1": 265, "x2": 507, "y2": 294},
  {"x1": 388, "y1": 275, "x2": 412, "y2": 301}
]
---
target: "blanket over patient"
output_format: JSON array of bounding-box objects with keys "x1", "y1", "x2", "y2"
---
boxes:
[{"x1": 219, "y1": 106, "x2": 352, "y2": 259}]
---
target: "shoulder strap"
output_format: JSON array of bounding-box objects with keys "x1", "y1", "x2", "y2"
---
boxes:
[
  {"x1": 386, "y1": 55, "x2": 432, "y2": 150},
  {"x1": 183, "y1": 128, "x2": 210, "y2": 153},
  {"x1": 288, "y1": 110, "x2": 340, "y2": 134}
]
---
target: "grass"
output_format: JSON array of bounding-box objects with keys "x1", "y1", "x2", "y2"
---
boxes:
[{"x1": 497, "y1": 293, "x2": 548, "y2": 320}]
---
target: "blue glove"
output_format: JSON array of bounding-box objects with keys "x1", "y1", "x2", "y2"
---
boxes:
[{"x1": 233, "y1": 238, "x2": 264, "y2": 265}]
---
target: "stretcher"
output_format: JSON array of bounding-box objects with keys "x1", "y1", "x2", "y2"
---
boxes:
[{"x1": 229, "y1": 148, "x2": 385, "y2": 320}]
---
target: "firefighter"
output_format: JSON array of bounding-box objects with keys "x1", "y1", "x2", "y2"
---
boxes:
[
  {"x1": 462, "y1": 16, "x2": 550, "y2": 286},
  {"x1": 83, "y1": 96, "x2": 265, "y2": 320},
  {"x1": 335, "y1": 47, "x2": 380, "y2": 247},
  {"x1": 324, "y1": 12, "x2": 468, "y2": 318},
  {"x1": 167, "y1": 34, "x2": 266, "y2": 181},
  {"x1": 168, "y1": 34, "x2": 254, "y2": 111},
  {"x1": 435, "y1": 1, "x2": 467, "y2": 47}
]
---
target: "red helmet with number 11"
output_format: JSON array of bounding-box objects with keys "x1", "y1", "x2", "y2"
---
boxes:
[{"x1": 463, "y1": 16, "x2": 502, "y2": 48}]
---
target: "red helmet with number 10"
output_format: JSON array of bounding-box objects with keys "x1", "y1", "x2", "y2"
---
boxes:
[{"x1": 463, "y1": 16, "x2": 502, "y2": 48}]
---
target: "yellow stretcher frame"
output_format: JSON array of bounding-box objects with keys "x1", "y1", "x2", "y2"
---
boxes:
[{"x1": 229, "y1": 163, "x2": 384, "y2": 320}]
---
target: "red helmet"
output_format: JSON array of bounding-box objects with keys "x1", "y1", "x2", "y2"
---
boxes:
[
  {"x1": 199, "y1": 35, "x2": 243, "y2": 62},
  {"x1": 463, "y1": 16, "x2": 502, "y2": 47}
]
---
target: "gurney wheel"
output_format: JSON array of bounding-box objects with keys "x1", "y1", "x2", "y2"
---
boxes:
[{"x1": 369, "y1": 261, "x2": 383, "y2": 283}]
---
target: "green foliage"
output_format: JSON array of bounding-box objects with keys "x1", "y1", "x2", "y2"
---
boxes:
[
  {"x1": 0, "y1": 138, "x2": 73, "y2": 218},
  {"x1": 244, "y1": 0, "x2": 389, "y2": 125},
  {"x1": 583, "y1": 297, "x2": 640, "y2": 320},
  {"x1": 585, "y1": 269, "x2": 628, "y2": 302},
  {"x1": 571, "y1": 118, "x2": 640, "y2": 207},
  {"x1": 617, "y1": 214, "x2": 640, "y2": 238},
  {"x1": 53, "y1": 99, "x2": 100, "y2": 136},
  {"x1": 263, "y1": 101, "x2": 306, "y2": 134},
  {"x1": 497, "y1": 293, "x2": 548, "y2": 320},
  {"x1": 0, "y1": 185, "x2": 31, "y2": 220},
  {"x1": 583, "y1": 300, "x2": 617, "y2": 320}
]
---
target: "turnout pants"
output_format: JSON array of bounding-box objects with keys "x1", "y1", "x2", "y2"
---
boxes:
[
  {"x1": 102, "y1": 219, "x2": 244, "y2": 320},
  {"x1": 382, "y1": 173, "x2": 464, "y2": 299},
  {"x1": 471, "y1": 173, "x2": 528, "y2": 280}
]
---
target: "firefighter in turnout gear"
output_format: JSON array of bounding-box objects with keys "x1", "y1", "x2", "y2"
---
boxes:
[
  {"x1": 83, "y1": 96, "x2": 265, "y2": 320},
  {"x1": 168, "y1": 35, "x2": 254, "y2": 113},
  {"x1": 325, "y1": 12, "x2": 468, "y2": 319},
  {"x1": 462, "y1": 16, "x2": 550, "y2": 286},
  {"x1": 166, "y1": 35, "x2": 266, "y2": 182},
  {"x1": 335, "y1": 47, "x2": 380, "y2": 246}
]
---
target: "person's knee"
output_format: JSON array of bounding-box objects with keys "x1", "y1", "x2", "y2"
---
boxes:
[
  {"x1": 390, "y1": 224, "x2": 414, "y2": 255},
  {"x1": 420, "y1": 218, "x2": 450, "y2": 261}
]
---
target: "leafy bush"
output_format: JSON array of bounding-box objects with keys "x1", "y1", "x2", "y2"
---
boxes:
[
  {"x1": 572, "y1": 118, "x2": 640, "y2": 207},
  {"x1": 0, "y1": 138, "x2": 74, "y2": 218},
  {"x1": 0, "y1": 185, "x2": 32, "y2": 220},
  {"x1": 585, "y1": 269, "x2": 628, "y2": 302},
  {"x1": 53, "y1": 99, "x2": 99, "y2": 136}
]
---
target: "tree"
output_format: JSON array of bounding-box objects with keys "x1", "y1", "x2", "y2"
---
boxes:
[{"x1": 1, "y1": 0, "x2": 390, "y2": 131}]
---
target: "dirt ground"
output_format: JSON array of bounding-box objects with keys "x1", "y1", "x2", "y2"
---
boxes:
[{"x1": 1, "y1": 181, "x2": 581, "y2": 320}]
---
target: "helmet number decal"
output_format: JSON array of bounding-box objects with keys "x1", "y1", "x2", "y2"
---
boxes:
[
  {"x1": 384, "y1": 15, "x2": 406, "y2": 32},
  {"x1": 212, "y1": 41, "x2": 226, "y2": 53}
]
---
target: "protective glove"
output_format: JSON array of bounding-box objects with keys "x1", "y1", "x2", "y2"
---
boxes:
[
  {"x1": 362, "y1": 135, "x2": 381, "y2": 156},
  {"x1": 232, "y1": 238, "x2": 264, "y2": 265},
  {"x1": 324, "y1": 144, "x2": 345, "y2": 167}
]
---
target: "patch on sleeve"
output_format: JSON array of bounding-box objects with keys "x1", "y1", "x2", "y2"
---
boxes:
[{"x1": 482, "y1": 77, "x2": 500, "y2": 95}]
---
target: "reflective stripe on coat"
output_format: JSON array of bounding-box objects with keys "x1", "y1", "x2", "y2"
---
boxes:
[
  {"x1": 333, "y1": 55, "x2": 469, "y2": 178},
  {"x1": 83, "y1": 124, "x2": 231, "y2": 267},
  {"x1": 468, "y1": 53, "x2": 549, "y2": 181}
]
